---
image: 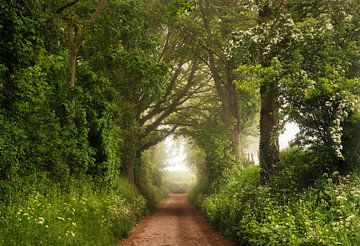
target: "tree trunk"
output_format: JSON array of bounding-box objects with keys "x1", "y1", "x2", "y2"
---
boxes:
[
  {"x1": 69, "y1": 49, "x2": 77, "y2": 88},
  {"x1": 125, "y1": 159, "x2": 134, "y2": 185},
  {"x1": 200, "y1": 0, "x2": 241, "y2": 159},
  {"x1": 64, "y1": 0, "x2": 108, "y2": 88},
  {"x1": 224, "y1": 63, "x2": 241, "y2": 159},
  {"x1": 258, "y1": 0, "x2": 280, "y2": 184},
  {"x1": 66, "y1": 25, "x2": 76, "y2": 88},
  {"x1": 122, "y1": 132, "x2": 137, "y2": 185},
  {"x1": 259, "y1": 83, "x2": 279, "y2": 184}
]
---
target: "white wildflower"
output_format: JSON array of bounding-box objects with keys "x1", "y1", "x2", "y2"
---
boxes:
[
  {"x1": 344, "y1": 14, "x2": 353, "y2": 22},
  {"x1": 35, "y1": 217, "x2": 45, "y2": 225},
  {"x1": 325, "y1": 22, "x2": 333, "y2": 30}
]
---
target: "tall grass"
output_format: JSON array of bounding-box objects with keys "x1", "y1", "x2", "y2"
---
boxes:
[
  {"x1": 195, "y1": 148, "x2": 360, "y2": 245},
  {"x1": 0, "y1": 177, "x2": 146, "y2": 246}
]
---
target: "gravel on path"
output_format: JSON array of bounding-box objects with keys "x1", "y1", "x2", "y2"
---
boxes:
[{"x1": 119, "y1": 194, "x2": 234, "y2": 246}]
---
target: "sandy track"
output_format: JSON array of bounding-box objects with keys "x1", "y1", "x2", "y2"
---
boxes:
[{"x1": 119, "y1": 194, "x2": 233, "y2": 246}]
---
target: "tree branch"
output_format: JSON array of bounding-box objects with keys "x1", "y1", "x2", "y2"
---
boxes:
[
  {"x1": 144, "y1": 61, "x2": 199, "y2": 134},
  {"x1": 67, "y1": 0, "x2": 108, "y2": 87},
  {"x1": 199, "y1": 0, "x2": 227, "y2": 103},
  {"x1": 140, "y1": 125, "x2": 178, "y2": 152},
  {"x1": 139, "y1": 63, "x2": 184, "y2": 125},
  {"x1": 56, "y1": 0, "x2": 80, "y2": 14}
]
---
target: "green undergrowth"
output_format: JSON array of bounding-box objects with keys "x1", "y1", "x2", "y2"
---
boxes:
[
  {"x1": 193, "y1": 148, "x2": 360, "y2": 245},
  {"x1": 0, "y1": 176, "x2": 147, "y2": 246}
]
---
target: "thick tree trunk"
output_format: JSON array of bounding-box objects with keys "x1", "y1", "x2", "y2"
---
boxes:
[
  {"x1": 259, "y1": 83, "x2": 279, "y2": 184},
  {"x1": 258, "y1": 0, "x2": 280, "y2": 184},
  {"x1": 122, "y1": 131, "x2": 137, "y2": 185}
]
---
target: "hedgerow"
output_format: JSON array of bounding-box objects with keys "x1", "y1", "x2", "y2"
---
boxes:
[
  {"x1": 0, "y1": 177, "x2": 146, "y2": 246},
  {"x1": 197, "y1": 148, "x2": 360, "y2": 245}
]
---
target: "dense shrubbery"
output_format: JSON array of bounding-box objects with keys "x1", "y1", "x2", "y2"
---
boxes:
[
  {"x1": 196, "y1": 148, "x2": 360, "y2": 245},
  {"x1": 137, "y1": 150, "x2": 167, "y2": 209},
  {"x1": 1, "y1": 2, "x2": 169, "y2": 244},
  {"x1": 0, "y1": 177, "x2": 146, "y2": 246}
]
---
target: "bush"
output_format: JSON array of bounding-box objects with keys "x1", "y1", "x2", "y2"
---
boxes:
[
  {"x1": 197, "y1": 150, "x2": 360, "y2": 245},
  {"x1": 201, "y1": 165, "x2": 260, "y2": 242},
  {"x1": 137, "y1": 150, "x2": 167, "y2": 210},
  {"x1": 239, "y1": 172, "x2": 360, "y2": 245},
  {"x1": 188, "y1": 175, "x2": 211, "y2": 208},
  {"x1": 0, "y1": 177, "x2": 146, "y2": 246},
  {"x1": 275, "y1": 147, "x2": 337, "y2": 192}
]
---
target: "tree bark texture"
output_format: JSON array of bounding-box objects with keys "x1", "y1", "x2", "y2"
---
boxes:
[
  {"x1": 126, "y1": 159, "x2": 134, "y2": 185},
  {"x1": 259, "y1": 83, "x2": 279, "y2": 184},
  {"x1": 258, "y1": 0, "x2": 280, "y2": 184},
  {"x1": 224, "y1": 62, "x2": 241, "y2": 158}
]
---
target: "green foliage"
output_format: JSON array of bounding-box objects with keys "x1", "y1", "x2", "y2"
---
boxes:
[
  {"x1": 202, "y1": 164, "x2": 260, "y2": 237},
  {"x1": 183, "y1": 108, "x2": 237, "y2": 193},
  {"x1": 1, "y1": 0, "x2": 360, "y2": 244},
  {"x1": 0, "y1": 177, "x2": 146, "y2": 246},
  {"x1": 229, "y1": 0, "x2": 360, "y2": 172},
  {"x1": 199, "y1": 152, "x2": 360, "y2": 245},
  {"x1": 274, "y1": 147, "x2": 337, "y2": 192},
  {"x1": 0, "y1": 1, "x2": 170, "y2": 243},
  {"x1": 169, "y1": 0, "x2": 195, "y2": 15},
  {"x1": 239, "y1": 172, "x2": 360, "y2": 246},
  {"x1": 137, "y1": 149, "x2": 167, "y2": 209},
  {"x1": 187, "y1": 175, "x2": 209, "y2": 208}
]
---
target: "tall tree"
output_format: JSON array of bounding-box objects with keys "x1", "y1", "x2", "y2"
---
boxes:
[
  {"x1": 257, "y1": 0, "x2": 280, "y2": 183},
  {"x1": 193, "y1": 0, "x2": 258, "y2": 159},
  {"x1": 85, "y1": 0, "x2": 211, "y2": 184}
]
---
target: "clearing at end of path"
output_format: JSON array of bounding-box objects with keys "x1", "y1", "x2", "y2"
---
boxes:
[{"x1": 119, "y1": 194, "x2": 233, "y2": 246}]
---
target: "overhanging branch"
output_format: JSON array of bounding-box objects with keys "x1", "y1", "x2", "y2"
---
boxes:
[
  {"x1": 56, "y1": 0, "x2": 80, "y2": 14},
  {"x1": 140, "y1": 125, "x2": 178, "y2": 152}
]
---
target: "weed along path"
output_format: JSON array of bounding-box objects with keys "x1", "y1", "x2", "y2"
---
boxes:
[{"x1": 119, "y1": 194, "x2": 233, "y2": 246}]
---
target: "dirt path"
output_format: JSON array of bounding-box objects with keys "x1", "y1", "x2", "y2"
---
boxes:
[{"x1": 119, "y1": 194, "x2": 233, "y2": 246}]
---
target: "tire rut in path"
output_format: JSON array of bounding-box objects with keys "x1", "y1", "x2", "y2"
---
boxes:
[{"x1": 119, "y1": 194, "x2": 233, "y2": 246}]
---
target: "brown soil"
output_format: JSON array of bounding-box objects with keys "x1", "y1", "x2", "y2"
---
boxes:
[{"x1": 119, "y1": 194, "x2": 234, "y2": 246}]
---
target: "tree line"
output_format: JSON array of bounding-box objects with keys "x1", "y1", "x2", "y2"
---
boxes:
[{"x1": 1, "y1": 0, "x2": 360, "y2": 203}]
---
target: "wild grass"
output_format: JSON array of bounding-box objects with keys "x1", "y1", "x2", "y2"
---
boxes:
[
  {"x1": 195, "y1": 148, "x2": 360, "y2": 245},
  {"x1": 0, "y1": 177, "x2": 146, "y2": 246}
]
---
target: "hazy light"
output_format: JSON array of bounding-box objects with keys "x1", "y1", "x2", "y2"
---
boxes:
[
  {"x1": 163, "y1": 123, "x2": 299, "y2": 168},
  {"x1": 244, "y1": 122, "x2": 300, "y2": 163},
  {"x1": 164, "y1": 137, "x2": 189, "y2": 171}
]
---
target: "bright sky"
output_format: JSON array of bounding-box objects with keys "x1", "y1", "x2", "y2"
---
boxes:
[
  {"x1": 279, "y1": 122, "x2": 299, "y2": 149},
  {"x1": 163, "y1": 122, "x2": 300, "y2": 170}
]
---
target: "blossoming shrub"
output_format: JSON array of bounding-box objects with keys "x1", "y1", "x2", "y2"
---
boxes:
[
  {"x1": 201, "y1": 165, "x2": 260, "y2": 238},
  {"x1": 200, "y1": 150, "x2": 360, "y2": 245},
  {"x1": 0, "y1": 177, "x2": 146, "y2": 245}
]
